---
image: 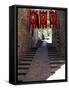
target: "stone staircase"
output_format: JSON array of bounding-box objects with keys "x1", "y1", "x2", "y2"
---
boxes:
[
  {"x1": 17, "y1": 48, "x2": 37, "y2": 81},
  {"x1": 48, "y1": 46, "x2": 65, "y2": 75}
]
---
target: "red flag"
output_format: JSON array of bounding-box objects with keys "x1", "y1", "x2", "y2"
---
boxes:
[
  {"x1": 30, "y1": 10, "x2": 37, "y2": 28},
  {"x1": 50, "y1": 10, "x2": 57, "y2": 28},
  {"x1": 40, "y1": 10, "x2": 47, "y2": 29}
]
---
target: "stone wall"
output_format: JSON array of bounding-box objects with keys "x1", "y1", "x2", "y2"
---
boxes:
[
  {"x1": 52, "y1": 10, "x2": 65, "y2": 56},
  {"x1": 59, "y1": 11, "x2": 65, "y2": 56},
  {"x1": 18, "y1": 8, "x2": 32, "y2": 58}
]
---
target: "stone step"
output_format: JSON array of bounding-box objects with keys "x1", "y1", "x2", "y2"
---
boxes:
[
  {"x1": 49, "y1": 55, "x2": 64, "y2": 57},
  {"x1": 18, "y1": 69, "x2": 28, "y2": 73},
  {"x1": 49, "y1": 53, "x2": 56, "y2": 55},
  {"x1": 48, "y1": 54, "x2": 58, "y2": 55},
  {"x1": 50, "y1": 64, "x2": 61, "y2": 67},
  {"x1": 18, "y1": 63, "x2": 31, "y2": 65},
  {"x1": 25, "y1": 50, "x2": 36, "y2": 52},
  {"x1": 50, "y1": 65, "x2": 60, "y2": 68},
  {"x1": 18, "y1": 65, "x2": 30, "y2": 68},
  {"x1": 24, "y1": 52, "x2": 35, "y2": 53},
  {"x1": 19, "y1": 58, "x2": 33, "y2": 60},
  {"x1": 51, "y1": 72, "x2": 55, "y2": 74},
  {"x1": 23, "y1": 56, "x2": 34, "y2": 58},
  {"x1": 50, "y1": 57, "x2": 64, "y2": 60},
  {"x1": 50, "y1": 62, "x2": 64, "y2": 64},
  {"x1": 49, "y1": 57, "x2": 64, "y2": 59},
  {"x1": 23, "y1": 54, "x2": 34, "y2": 56},
  {"x1": 25, "y1": 51, "x2": 36, "y2": 54},
  {"x1": 18, "y1": 73, "x2": 26, "y2": 75},
  {"x1": 49, "y1": 56, "x2": 63, "y2": 58},
  {"x1": 19, "y1": 60, "x2": 32, "y2": 62},
  {"x1": 18, "y1": 61, "x2": 32, "y2": 64},
  {"x1": 18, "y1": 67, "x2": 29, "y2": 70},
  {"x1": 48, "y1": 53, "x2": 58, "y2": 55},
  {"x1": 50, "y1": 60, "x2": 65, "y2": 63},
  {"x1": 48, "y1": 48, "x2": 57, "y2": 50},
  {"x1": 23, "y1": 52, "x2": 35, "y2": 55},
  {"x1": 48, "y1": 50, "x2": 57, "y2": 52}
]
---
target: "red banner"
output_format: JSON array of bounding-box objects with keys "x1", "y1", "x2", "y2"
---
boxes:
[
  {"x1": 40, "y1": 10, "x2": 47, "y2": 29},
  {"x1": 50, "y1": 10, "x2": 57, "y2": 28},
  {"x1": 30, "y1": 10, "x2": 37, "y2": 28}
]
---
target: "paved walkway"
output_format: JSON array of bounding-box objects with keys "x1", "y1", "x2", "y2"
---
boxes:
[{"x1": 24, "y1": 41, "x2": 51, "y2": 81}]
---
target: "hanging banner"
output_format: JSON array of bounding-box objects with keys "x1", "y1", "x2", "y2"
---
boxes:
[
  {"x1": 30, "y1": 10, "x2": 37, "y2": 28},
  {"x1": 40, "y1": 10, "x2": 47, "y2": 29},
  {"x1": 49, "y1": 10, "x2": 57, "y2": 28}
]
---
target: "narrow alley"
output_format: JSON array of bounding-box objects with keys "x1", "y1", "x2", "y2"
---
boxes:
[{"x1": 17, "y1": 8, "x2": 66, "y2": 82}]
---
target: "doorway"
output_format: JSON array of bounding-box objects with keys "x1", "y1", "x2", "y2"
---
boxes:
[{"x1": 38, "y1": 27, "x2": 52, "y2": 43}]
